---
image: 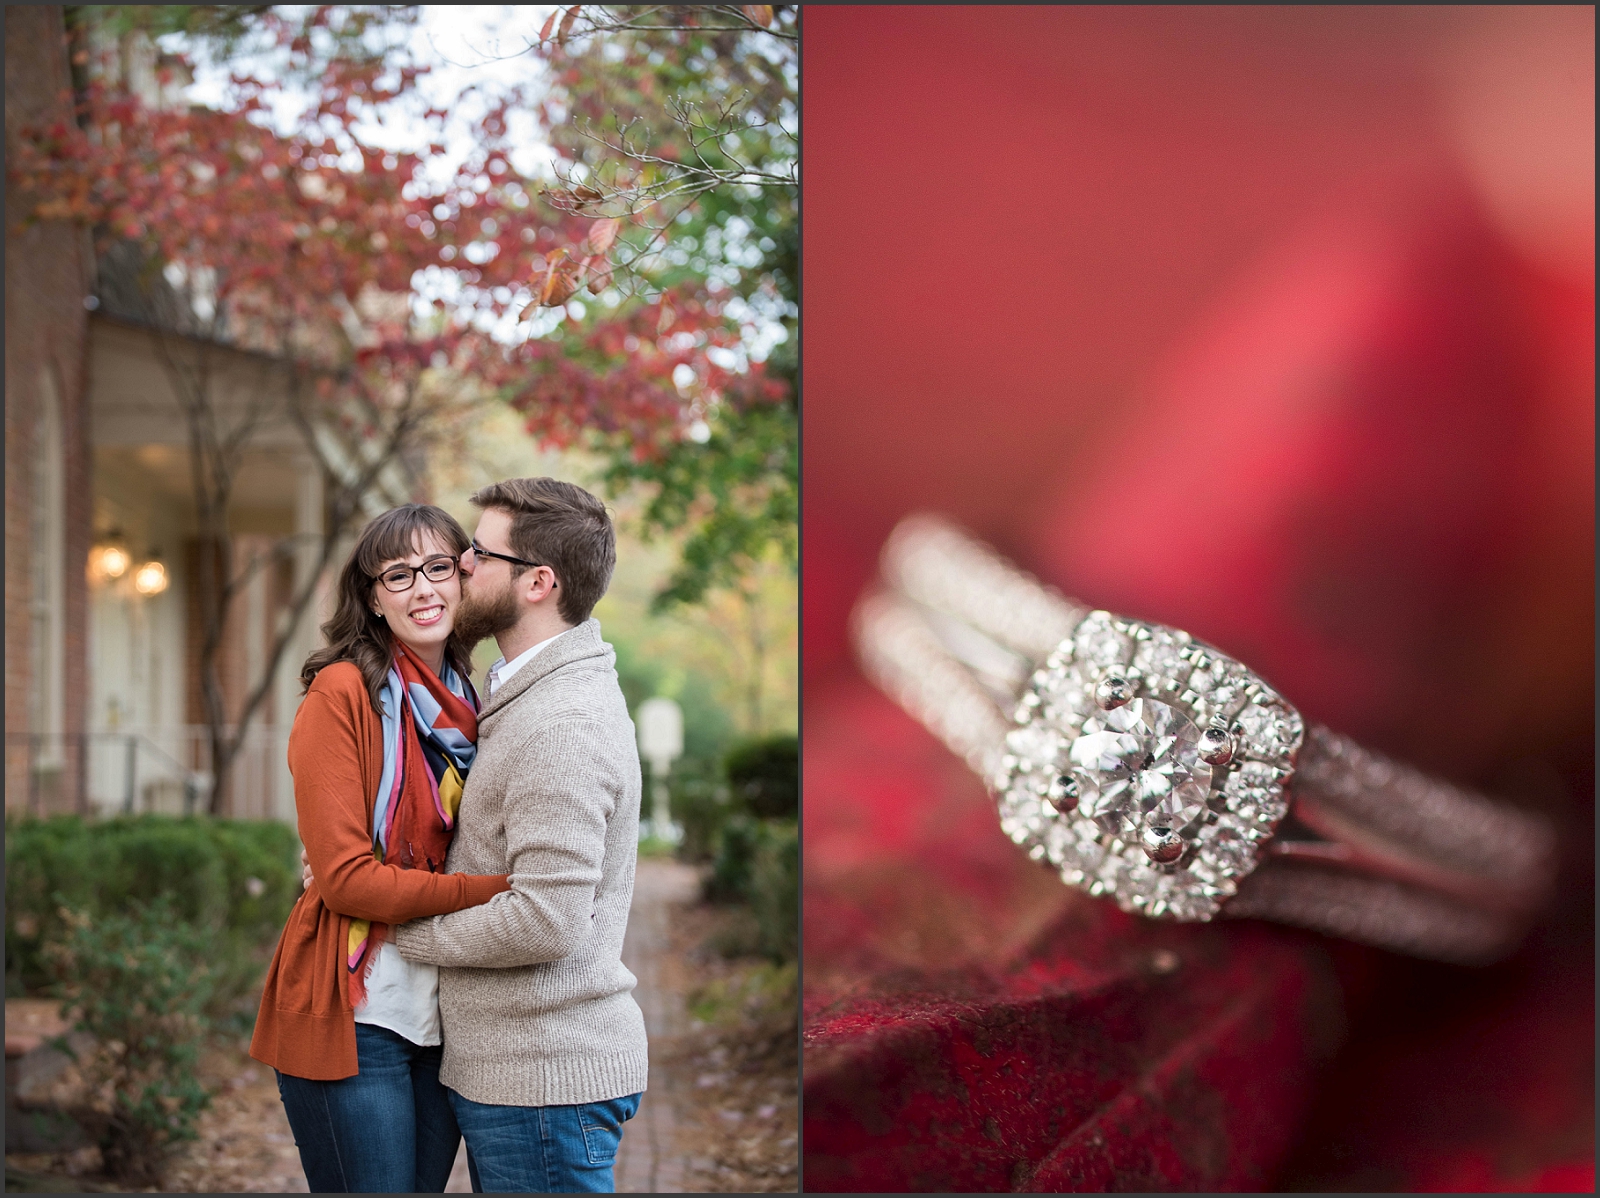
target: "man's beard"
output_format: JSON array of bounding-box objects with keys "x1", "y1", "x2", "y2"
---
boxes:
[{"x1": 453, "y1": 574, "x2": 520, "y2": 647}]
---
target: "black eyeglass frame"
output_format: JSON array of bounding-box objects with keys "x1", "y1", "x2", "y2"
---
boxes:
[
  {"x1": 374, "y1": 554, "x2": 460, "y2": 593},
  {"x1": 469, "y1": 539, "x2": 553, "y2": 581}
]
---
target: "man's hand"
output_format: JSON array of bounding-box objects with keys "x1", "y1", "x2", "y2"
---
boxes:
[{"x1": 301, "y1": 847, "x2": 315, "y2": 891}]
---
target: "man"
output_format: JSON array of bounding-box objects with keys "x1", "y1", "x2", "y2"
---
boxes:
[{"x1": 393, "y1": 477, "x2": 647, "y2": 1193}]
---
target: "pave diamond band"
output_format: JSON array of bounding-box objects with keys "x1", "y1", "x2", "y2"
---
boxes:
[{"x1": 853, "y1": 514, "x2": 1557, "y2": 965}]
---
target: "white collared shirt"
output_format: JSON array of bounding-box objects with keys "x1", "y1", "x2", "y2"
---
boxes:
[{"x1": 486, "y1": 628, "x2": 569, "y2": 695}]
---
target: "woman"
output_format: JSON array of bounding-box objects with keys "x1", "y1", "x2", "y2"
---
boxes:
[{"x1": 250, "y1": 504, "x2": 506, "y2": 1193}]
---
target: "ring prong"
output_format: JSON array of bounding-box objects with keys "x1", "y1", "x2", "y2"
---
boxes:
[
  {"x1": 1198, "y1": 724, "x2": 1234, "y2": 766},
  {"x1": 1095, "y1": 675, "x2": 1134, "y2": 710},
  {"x1": 1141, "y1": 824, "x2": 1184, "y2": 864}
]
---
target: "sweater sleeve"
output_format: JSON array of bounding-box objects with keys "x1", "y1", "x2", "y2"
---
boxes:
[
  {"x1": 392, "y1": 717, "x2": 616, "y2": 968},
  {"x1": 292, "y1": 676, "x2": 510, "y2": 924}
]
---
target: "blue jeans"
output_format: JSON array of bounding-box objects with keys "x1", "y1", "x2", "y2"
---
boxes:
[
  {"x1": 448, "y1": 1089, "x2": 641, "y2": 1193},
  {"x1": 275, "y1": 1022, "x2": 461, "y2": 1193}
]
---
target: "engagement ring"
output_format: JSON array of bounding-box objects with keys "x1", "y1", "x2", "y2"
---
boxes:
[{"x1": 852, "y1": 514, "x2": 1556, "y2": 965}]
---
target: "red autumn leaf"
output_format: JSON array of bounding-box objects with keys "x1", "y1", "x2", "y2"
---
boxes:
[
  {"x1": 523, "y1": 250, "x2": 581, "y2": 308},
  {"x1": 586, "y1": 216, "x2": 620, "y2": 254},
  {"x1": 556, "y1": 5, "x2": 579, "y2": 49},
  {"x1": 742, "y1": 5, "x2": 774, "y2": 29},
  {"x1": 586, "y1": 257, "x2": 613, "y2": 295},
  {"x1": 538, "y1": 9, "x2": 558, "y2": 44}
]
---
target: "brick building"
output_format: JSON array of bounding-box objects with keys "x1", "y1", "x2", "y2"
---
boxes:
[
  {"x1": 5, "y1": 5, "x2": 94, "y2": 816},
  {"x1": 6, "y1": 7, "x2": 409, "y2": 820}
]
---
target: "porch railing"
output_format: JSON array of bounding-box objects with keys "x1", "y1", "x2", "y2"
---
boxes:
[{"x1": 4, "y1": 726, "x2": 294, "y2": 822}]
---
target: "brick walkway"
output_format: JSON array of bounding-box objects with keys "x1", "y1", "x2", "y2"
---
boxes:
[{"x1": 613, "y1": 857, "x2": 701, "y2": 1193}]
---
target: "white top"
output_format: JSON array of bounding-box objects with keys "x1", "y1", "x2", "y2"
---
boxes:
[
  {"x1": 353, "y1": 941, "x2": 441, "y2": 1046},
  {"x1": 486, "y1": 628, "x2": 567, "y2": 695}
]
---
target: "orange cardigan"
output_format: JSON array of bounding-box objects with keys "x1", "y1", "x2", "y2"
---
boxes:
[{"x1": 249, "y1": 661, "x2": 510, "y2": 1080}]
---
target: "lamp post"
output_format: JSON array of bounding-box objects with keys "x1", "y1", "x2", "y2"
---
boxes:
[{"x1": 636, "y1": 696, "x2": 684, "y2": 844}]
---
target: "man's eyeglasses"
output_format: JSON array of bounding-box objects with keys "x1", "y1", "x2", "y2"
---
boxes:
[
  {"x1": 376, "y1": 555, "x2": 459, "y2": 593},
  {"x1": 469, "y1": 539, "x2": 549, "y2": 578}
]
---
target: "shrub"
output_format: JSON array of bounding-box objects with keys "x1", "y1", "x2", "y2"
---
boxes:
[
  {"x1": 44, "y1": 898, "x2": 216, "y2": 1186},
  {"x1": 703, "y1": 816, "x2": 797, "y2": 962},
  {"x1": 705, "y1": 814, "x2": 760, "y2": 905},
  {"x1": 749, "y1": 820, "x2": 799, "y2": 963},
  {"x1": 725, "y1": 734, "x2": 798, "y2": 820},
  {"x1": 668, "y1": 761, "x2": 730, "y2": 865},
  {"x1": 751, "y1": 820, "x2": 799, "y2": 961},
  {"x1": 5, "y1": 815, "x2": 300, "y2": 1016}
]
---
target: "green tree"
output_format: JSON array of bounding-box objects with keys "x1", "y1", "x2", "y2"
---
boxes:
[{"x1": 513, "y1": 5, "x2": 798, "y2": 610}]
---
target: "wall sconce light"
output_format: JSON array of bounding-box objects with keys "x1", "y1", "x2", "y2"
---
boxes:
[
  {"x1": 90, "y1": 533, "x2": 131, "y2": 582},
  {"x1": 133, "y1": 555, "x2": 169, "y2": 596}
]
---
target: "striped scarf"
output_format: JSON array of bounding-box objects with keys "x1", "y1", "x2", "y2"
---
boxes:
[{"x1": 347, "y1": 641, "x2": 479, "y2": 1007}]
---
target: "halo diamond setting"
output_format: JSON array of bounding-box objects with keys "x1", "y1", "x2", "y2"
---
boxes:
[{"x1": 995, "y1": 610, "x2": 1304, "y2": 920}]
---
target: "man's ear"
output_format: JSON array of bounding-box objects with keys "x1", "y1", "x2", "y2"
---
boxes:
[{"x1": 518, "y1": 565, "x2": 559, "y2": 607}]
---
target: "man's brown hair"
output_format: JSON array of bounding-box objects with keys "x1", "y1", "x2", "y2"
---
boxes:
[{"x1": 469, "y1": 477, "x2": 616, "y2": 624}]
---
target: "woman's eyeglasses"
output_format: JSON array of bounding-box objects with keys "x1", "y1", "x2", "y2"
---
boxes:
[{"x1": 376, "y1": 555, "x2": 459, "y2": 593}]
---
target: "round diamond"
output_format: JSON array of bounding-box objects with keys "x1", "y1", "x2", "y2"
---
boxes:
[
  {"x1": 998, "y1": 795, "x2": 1047, "y2": 845},
  {"x1": 1068, "y1": 831, "x2": 1105, "y2": 877},
  {"x1": 1042, "y1": 819, "x2": 1074, "y2": 863},
  {"x1": 1165, "y1": 889, "x2": 1215, "y2": 921},
  {"x1": 1237, "y1": 701, "x2": 1302, "y2": 760},
  {"x1": 1198, "y1": 821, "x2": 1257, "y2": 874},
  {"x1": 1224, "y1": 760, "x2": 1279, "y2": 802},
  {"x1": 1190, "y1": 657, "x2": 1248, "y2": 720},
  {"x1": 1067, "y1": 698, "x2": 1214, "y2": 839},
  {"x1": 1133, "y1": 634, "x2": 1190, "y2": 685},
  {"x1": 1032, "y1": 663, "x2": 1091, "y2": 727},
  {"x1": 1006, "y1": 724, "x2": 1063, "y2": 768},
  {"x1": 1074, "y1": 615, "x2": 1131, "y2": 668}
]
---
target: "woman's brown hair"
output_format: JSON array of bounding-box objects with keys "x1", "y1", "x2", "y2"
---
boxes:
[{"x1": 301, "y1": 504, "x2": 474, "y2": 714}]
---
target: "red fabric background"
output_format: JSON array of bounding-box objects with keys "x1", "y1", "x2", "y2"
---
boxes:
[{"x1": 801, "y1": 7, "x2": 1593, "y2": 1192}]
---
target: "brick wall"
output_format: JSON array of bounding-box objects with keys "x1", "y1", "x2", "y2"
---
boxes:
[{"x1": 5, "y1": 5, "x2": 92, "y2": 814}]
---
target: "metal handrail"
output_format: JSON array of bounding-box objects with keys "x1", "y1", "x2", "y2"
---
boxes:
[{"x1": 5, "y1": 727, "x2": 291, "y2": 821}]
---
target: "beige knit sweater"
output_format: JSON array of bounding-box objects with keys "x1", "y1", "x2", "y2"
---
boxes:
[{"x1": 393, "y1": 619, "x2": 648, "y2": 1106}]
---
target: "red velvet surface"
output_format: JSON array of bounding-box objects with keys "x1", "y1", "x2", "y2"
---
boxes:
[
  {"x1": 801, "y1": 8, "x2": 1594, "y2": 1192},
  {"x1": 804, "y1": 675, "x2": 1341, "y2": 1192}
]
